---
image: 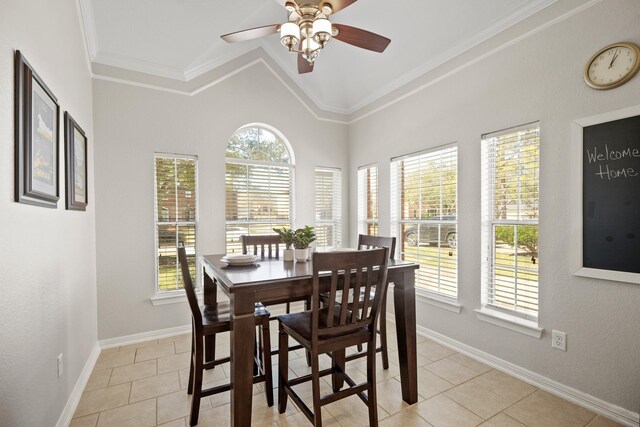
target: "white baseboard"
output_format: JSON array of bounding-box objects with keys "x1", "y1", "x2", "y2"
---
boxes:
[
  {"x1": 415, "y1": 324, "x2": 640, "y2": 427},
  {"x1": 55, "y1": 342, "x2": 101, "y2": 427},
  {"x1": 56, "y1": 325, "x2": 192, "y2": 426},
  {"x1": 99, "y1": 324, "x2": 191, "y2": 349}
]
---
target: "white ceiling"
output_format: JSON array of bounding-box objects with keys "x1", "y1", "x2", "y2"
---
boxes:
[{"x1": 81, "y1": 0, "x2": 558, "y2": 114}]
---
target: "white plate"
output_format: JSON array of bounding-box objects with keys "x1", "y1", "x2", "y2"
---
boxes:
[
  {"x1": 224, "y1": 254, "x2": 255, "y2": 262},
  {"x1": 221, "y1": 255, "x2": 259, "y2": 266}
]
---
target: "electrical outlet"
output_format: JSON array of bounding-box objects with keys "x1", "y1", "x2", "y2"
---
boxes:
[
  {"x1": 57, "y1": 354, "x2": 63, "y2": 378},
  {"x1": 552, "y1": 330, "x2": 567, "y2": 351}
]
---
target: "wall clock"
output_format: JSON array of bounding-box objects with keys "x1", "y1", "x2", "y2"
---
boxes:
[{"x1": 584, "y1": 42, "x2": 640, "y2": 90}]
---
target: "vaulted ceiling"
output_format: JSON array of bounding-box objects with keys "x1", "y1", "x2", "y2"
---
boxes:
[{"x1": 80, "y1": 0, "x2": 558, "y2": 115}]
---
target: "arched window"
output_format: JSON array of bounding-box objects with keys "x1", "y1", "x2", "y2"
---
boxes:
[{"x1": 225, "y1": 125, "x2": 295, "y2": 253}]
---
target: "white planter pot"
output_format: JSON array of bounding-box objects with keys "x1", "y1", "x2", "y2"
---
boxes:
[
  {"x1": 295, "y1": 248, "x2": 310, "y2": 263},
  {"x1": 283, "y1": 248, "x2": 294, "y2": 262}
]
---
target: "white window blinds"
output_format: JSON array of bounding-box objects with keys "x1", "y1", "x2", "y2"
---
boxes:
[
  {"x1": 315, "y1": 168, "x2": 342, "y2": 247},
  {"x1": 225, "y1": 126, "x2": 294, "y2": 253},
  {"x1": 357, "y1": 164, "x2": 378, "y2": 236},
  {"x1": 154, "y1": 154, "x2": 198, "y2": 292},
  {"x1": 391, "y1": 145, "x2": 458, "y2": 298},
  {"x1": 481, "y1": 124, "x2": 540, "y2": 319}
]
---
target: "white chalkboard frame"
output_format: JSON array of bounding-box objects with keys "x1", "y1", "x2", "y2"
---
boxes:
[{"x1": 570, "y1": 104, "x2": 640, "y2": 284}]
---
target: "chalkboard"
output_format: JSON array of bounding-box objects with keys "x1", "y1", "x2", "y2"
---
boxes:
[{"x1": 582, "y1": 114, "x2": 640, "y2": 274}]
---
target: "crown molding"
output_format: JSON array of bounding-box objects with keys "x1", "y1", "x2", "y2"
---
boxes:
[
  {"x1": 77, "y1": 0, "x2": 99, "y2": 61},
  {"x1": 93, "y1": 51, "x2": 187, "y2": 81},
  {"x1": 92, "y1": 50, "x2": 350, "y2": 125},
  {"x1": 81, "y1": 0, "x2": 601, "y2": 123},
  {"x1": 347, "y1": 0, "x2": 604, "y2": 124},
  {"x1": 184, "y1": 44, "x2": 259, "y2": 81},
  {"x1": 259, "y1": 43, "x2": 353, "y2": 116},
  {"x1": 347, "y1": 0, "x2": 559, "y2": 115}
]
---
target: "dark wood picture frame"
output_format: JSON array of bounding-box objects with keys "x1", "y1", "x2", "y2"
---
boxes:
[
  {"x1": 14, "y1": 50, "x2": 60, "y2": 208},
  {"x1": 64, "y1": 112, "x2": 88, "y2": 211}
]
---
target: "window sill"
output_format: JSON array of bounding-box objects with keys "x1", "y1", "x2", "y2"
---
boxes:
[
  {"x1": 150, "y1": 289, "x2": 201, "y2": 306},
  {"x1": 475, "y1": 307, "x2": 543, "y2": 338},
  {"x1": 416, "y1": 290, "x2": 462, "y2": 314}
]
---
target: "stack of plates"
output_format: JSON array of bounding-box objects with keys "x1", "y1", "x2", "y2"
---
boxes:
[{"x1": 220, "y1": 254, "x2": 259, "y2": 266}]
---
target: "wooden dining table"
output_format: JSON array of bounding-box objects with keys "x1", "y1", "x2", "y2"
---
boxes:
[{"x1": 200, "y1": 252, "x2": 419, "y2": 426}]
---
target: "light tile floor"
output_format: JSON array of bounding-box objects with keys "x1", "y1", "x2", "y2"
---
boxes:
[{"x1": 71, "y1": 319, "x2": 624, "y2": 427}]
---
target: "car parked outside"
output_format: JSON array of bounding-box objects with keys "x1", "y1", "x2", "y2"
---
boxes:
[{"x1": 404, "y1": 216, "x2": 457, "y2": 248}]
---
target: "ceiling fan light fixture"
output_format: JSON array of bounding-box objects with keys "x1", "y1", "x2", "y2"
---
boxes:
[
  {"x1": 220, "y1": 0, "x2": 390, "y2": 74},
  {"x1": 302, "y1": 36, "x2": 320, "y2": 62},
  {"x1": 280, "y1": 22, "x2": 300, "y2": 51},
  {"x1": 312, "y1": 18, "x2": 332, "y2": 47}
]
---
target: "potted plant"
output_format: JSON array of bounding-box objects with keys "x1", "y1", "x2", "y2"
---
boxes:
[
  {"x1": 292, "y1": 226, "x2": 316, "y2": 262},
  {"x1": 273, "y1": 226, "x2": 295, "y2": 261}
]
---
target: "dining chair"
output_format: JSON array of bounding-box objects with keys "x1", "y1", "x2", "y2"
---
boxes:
[
  {"x1": 320, "y1": 234, "x2": 396, "y2": 369},
  {"x1": 278, "y1": 248, "x2": 390, "y2": 427},
  {"x1": 241, "y1": 234, "x2": 281, "y2": 259},
  {"x1": 241, "y1": 234, "x2": 306, "y2": 315},
  {"x1": 178, "y1": 242, "x2": 273, "y2": 426}
]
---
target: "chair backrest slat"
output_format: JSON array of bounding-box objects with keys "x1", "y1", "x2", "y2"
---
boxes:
[
  {"x1": 312, "y1": 248, "x2": 389, "y2": 340},
  {"x1": 350, "y1": 267, "x2": 364, "y2": 324},
  {"x1": 325, "y1": 271, "x2": 339, "y2": 328},
  {"x1": 361, "y1": 266, "x2": 374, "y2": 319},
  {"x1": 241, "y1": 235, "x2": 281, "y2": 259}
]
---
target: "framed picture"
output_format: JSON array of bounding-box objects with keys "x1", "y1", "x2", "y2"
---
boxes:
[
  {"x1": 64, "y1": 112, "x2": 88, "y2": 211},
  {"x1": 570, "y1": 104, "x2": 640, "y2": 284},
  {"x1": 14, "y1": 50, "x2": 60, "y2": 208}
]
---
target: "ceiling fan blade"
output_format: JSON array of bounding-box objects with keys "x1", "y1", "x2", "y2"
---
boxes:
[
  {"x1": 320, "y1": 0, "x2": 358, "y2": 14},
  {"x1": 298, "y1": 53, "x2": 314, "y2": 74},
  {"x1": 221, "y1": 24, "x2": 280, "y2": 43},
  {"x1": 333, "y1": 24, "x2": 390, "y2": 53}
]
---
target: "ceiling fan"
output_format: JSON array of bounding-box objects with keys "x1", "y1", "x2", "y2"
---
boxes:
[{"x1": 220, "y1": 0, "x2": 391, "y2": 74}]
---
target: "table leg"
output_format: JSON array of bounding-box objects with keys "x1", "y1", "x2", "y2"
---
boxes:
[
  {"x1": 203, "y1": 268, "x2": 217, "y2": 364},
  {"x1": 230, "y1": 292, "x2": 256, "y2": 427},
  {"x1": 393, "y1": 269, "x2": 418, "y2": 404}
]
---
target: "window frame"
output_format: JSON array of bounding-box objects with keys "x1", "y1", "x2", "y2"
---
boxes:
[
  {"x1": 315, "y1": 167, "x2": 342, "y2": 248},
  {"x1": 390, "y1": 143, "x2": 458, "y2": 300},
  {"x1": 357, "y1": 163, "x2": 379, "y2": 236},
  {"x1": 152, "y1": 152, "x2": 199, "y2": 302},
  {"x1": 481, "y1": 122, "x2": 540, "y2": 323},
  {"x1": 224, "y1": 125, "x2": 295, "y2": 253}
]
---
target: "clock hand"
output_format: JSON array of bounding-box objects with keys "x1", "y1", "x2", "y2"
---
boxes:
[{"x1": 609, "y1": 49, "x2": 619, "y2": 69}]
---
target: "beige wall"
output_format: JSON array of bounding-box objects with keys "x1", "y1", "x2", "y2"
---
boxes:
[
  {"x1": 92, "y1": 64, "x2": 349, "y2": 340},
  {"x1": 0, "y1": 0, "x2": 97, "y2": 425},
  {"x1": 348, "y1": 0, "x2": 640, "y2": 415}
]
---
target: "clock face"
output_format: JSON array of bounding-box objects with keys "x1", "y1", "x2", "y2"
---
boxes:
[{"x1": 585, "y1": 43, "x2": 640, "y2": 89}]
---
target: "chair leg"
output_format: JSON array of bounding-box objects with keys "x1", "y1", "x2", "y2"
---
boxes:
[
  {"x1": 190, "y1": 335, "x2": 204, "y2": 426},
  {"x1": 261, "y1": 318, "x2": 274, "y2": 407},
  {"x1": 311, "y1": 353, "x2": 323, "y2": 427},
  {"x1": 366, "y1": 335, "x2": 379, "y2": 427},
  {"x1": 379, "y1": 296, "x2": 389, "y2": 370},
  {"x1": 285, "y1": 302, "x2": 291, "y2": 314},
  {"x1": 278, "y1": 325, "x2": 289, "y2": 414},
  {"x1": 187, "y1": 329, "x2": 195, "y2": 395},
  {"x1": 305, "y1": 297, "x2": 312, "y2": 367},
  {"x1": 253, "y1": 336, "x2": 259, "y2": 376},
  {"x1": 204, "y1": 334, "x2": 216, "y2": 369}
]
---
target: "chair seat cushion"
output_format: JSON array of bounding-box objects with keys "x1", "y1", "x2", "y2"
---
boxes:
[{"x1": 277, "y1": 307, "x2": 368, "y2": 342}]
